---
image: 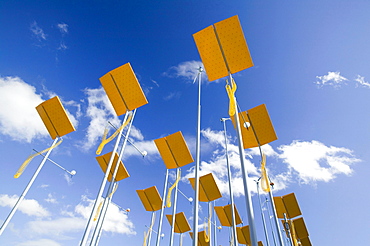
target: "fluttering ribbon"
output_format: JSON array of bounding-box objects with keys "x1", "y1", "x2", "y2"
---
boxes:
[
  {"x1": 96, "y1": 112, "x2": 133, "y2": 155},
  {"x1": 14, "y1": 138, "x2": 63, "y2": 178},
  {"x1": 166, "y1": 169, "x2": 181, "y2": 208},
  {"x1": 225, "y1": 78, "x2": 237, "y2": 117},
  {"x1": 204, "y1": 203, "x2": 212, "y2": 243},
  {"x1": 93, "y1": 183, "x2": 119, "y2": 221},
  {"x1": 260, "y1": 152, "x2": 271, "y2": 193},
  {"x1": 143, "y1": 212, "x2": 156, "y2": 246}
]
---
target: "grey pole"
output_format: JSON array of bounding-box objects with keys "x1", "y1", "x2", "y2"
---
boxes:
[
  {"x1": 147, "y1": 211, "x2": 156, "y2": 246},
  {"x1": 155, "y1": 169, "x2": 169, "y2": 246},
  {"x1": 0, "y1": 137, "x2": 59, "y2": 235},
  {"x1": 230, "y1": 73, "x2": 258, "y2": 246},
  {"x1": 80, "y1": 112, "x2": 130, "y2": 246},
  {"x1": 192, "y1": 67, "x2": 203, "y2": 246},
  {"x1": 265, "y1": 198, "x2": 278, "y2": 246},
  {"x1": 221, "y1": 118, "x2": 238, "y2": 246},
  {"x1": 268, "y1": 189, "x2": 285, "y2": 246},
  {"x1": 169, "y1": 168, "x2": 180, "y2": 246},
  {"x1": 256, "y1": 180, "x2": 270, "y2": 246}
]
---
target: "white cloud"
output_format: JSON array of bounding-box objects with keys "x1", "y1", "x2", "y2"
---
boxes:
[
  {"x1": 57, "y1": 23, "x2": 68, "y2": 35},
  {"x1": 278, "y1": 140, "x2": 359, "y2": 184},
  {"x1": 80, "y1": 87, "x2": 120, "y2": 151},
  {"x1": 355, "y1": 75, "x2": 370, "y2": 88},
  {"x1": 0, "y1": 194, "x2": 50, "y2": 217},
  {"x1": 57, "y1": 41, "x2": 68, "y2": 50},
  {"x1": 315, "y1": 71, "x2": 348, "y2": 88},
  {"x1": 16, "y1": 238, "x2": 61, "y2": 246},
  {"x1": 164, "y1": 60, "x2": 208, "y2": 83},
  {"x1": 0, "y1": 76, "x2": 48, "y2": 142},
  {"x1": 30, "y1": 21, "x2": 47, "y2": 41},
  {"x1": 45, "y1": 193, "x2": 58, "y2": 204}
]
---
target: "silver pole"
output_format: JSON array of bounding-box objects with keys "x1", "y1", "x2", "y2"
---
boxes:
[
  {"x1": 169, "y1": 168, "x2": 180, "y2": 246},
  {"x1": 147, "y1": 211, "x2": 156, "y2": 246},
  {"x1": 192, "y1": 67, "x2": 203, "y2": 246},
  {"x1": 268, "y1": 189, "x2": 285, "y2": 246},
  {"x1": 207, "y1": 201, "x2": 212, "y2": 246},
  {"x1": 33, "y1": 149, "x2": 76, "y2": 176},
  {"x1": 230, "y1": 73, "x2": 258, "y2": 246},
  {"x1": 91, "y1": 109, "x2": 137, "y2": 245},
  {"x1": 265, "y1": 198, "x2": 278, "y2": 246},
  {"x1": 155, "y1": 170, "x2": 169, "y2": 246},
  {"x1": 80, "y1": 112, "x2": 129, "y2": 246},
  {"x1": 0, "y1": 137, "x2": 59, "y2": 235},
  {"x1": 212, "y1": 200, "x2": 217, "y2": 246},
  {"x1": 256, "y1": 180, "x2": 270, "y2": 246},
  {"x1": 221, "y1": 118, "x2": 238, "y2": 246}
]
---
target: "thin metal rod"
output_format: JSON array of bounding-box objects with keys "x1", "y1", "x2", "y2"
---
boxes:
[
  {"x1": 0, "y1": 137, "x2": 59, "y2": 235},
  {"x1": 230, "y1": 73, "x2": 258, "y2": 246},
  {"x1": 212, "y1": 200, "x2": 217, "y2": 246},
  {"x1": 207, "y1": 201, "x2": 212, "y2": 246},
  {"x1": 192, "y1": 67, "x2": 203, "y2": 246},
  {"x1": 265, "y1": 198, "x2": 278, "y2": 246},
  {"x1": 283, "y1": 214, "x2": 294, "y2": 246},
  {"x1": 91, "y1": 109, "x2": 137, "y2": 245},
  {"x1": 256, "y1": 180, "x2": 270, "y2": 246},
  {"x1": 33, "y1": 149, "x2": 76, "y2": 176},
  {"x1": 79, "y1": 112, "x2": 129, "y2": 246},
  {"x1": 169, "y1": 168, "x2": 180, "y2": 246},
  {"x1": 147, "y1": 211, "x2": 156, "y2": 246},
  {"x1": 268, "y1": 189, "x2": 285, "y2": 246},
  {"x1": 155, "y1": 169, "x2": 169, "y2": 246},
  {"x1": 221, "y1": 118, "x2": 238, "y2": 246}
]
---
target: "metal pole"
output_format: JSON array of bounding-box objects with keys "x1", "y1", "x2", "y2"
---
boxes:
[
  {"x1": 155, "y1": 169, "x2": 169, "y2": 246},
  {"x1": 221, "y1": 118, "x2": 238, "y2": 246},
  {"x1": 0, "y1": 137, "x2": 59, "y2": 235},
  {"x1": 33, "y1": 149, "x2": 76, "y2": 176},
  {"x1": 268, "y1": 187, "x2": 285, "y2": 246},
  {"x1": 230, "y1": 73, "x2": 258, "y2": 246},
  {"x1": 169, "y1": 168, "x2": 180, "y2": 246},
  {"x1": 147, "y1": 211, "x2": 156, "y2": 246},
  {"x1": 80, "y1": 112, "x2": 129, "y2": 246},
  {"x1": 265, "y1": 198, "x2": 278, "y2": 246},
  {"x1": 91, "y1": 109, "x2": 137, "y2": 245},
  {"x1": 212, "y1": 200, "x2": 217, "y2": 246},
  {"x1": 256, "y1": 180, "x2": 270, "y2": 246},
  {"x1": 207, "y1": 201, "x2": 212, "y2": 246},
  {"x1": 192, "y1": 67, "x2": 203, "y2": 246}
]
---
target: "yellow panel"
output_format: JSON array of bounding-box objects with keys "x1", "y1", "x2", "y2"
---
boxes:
[
  {"x1": 258, "y1": 241, "x2": 264, "y2": 246},
  {"x1": 166, "y1": 131, "x2": 194, "y2": 168},
  {"x1": 273, "y1": 196, "x2": 286, "y2": 219},
  {"x1": 154, "y1": 137, "x2": 177, "y2": 169},
  {"x1": 166, "y1": 212, "x2": 191, "y2": 234},
  {"x1": 293, "y1": 217, "x2": 309, "y2": 240},
  {"x1": 215, "y1": 204, "x2": 242, "y2": 227},
  {"x1": 36, "y1": 96, "x2": 75, "y2": 139},
  {"x1": 136, "y1": 186, "x2": 162, "y2": 212},
  {"x1": 300, "y1": 237, "x2": 312, "y2": 246},
  {"x1": 232, "y1": 111, "x2": 259, "y2": 149},
  {"x1": 189, "y1": 231, "x2": 210, "y2": 246},
  {"x1": 100, "y1": 63, "x2": 148, "y2": 116},
  {"x1": 190, "y1": 173, "x2": 222, "y2": 202},
  {"x1": 96, "y1": 152, "x2": 130, "y2": 182},
  {"x1": 282, "y1": 193, "x2": 302, "y2": 219},
  {"x1": 193, "y1": 25, "x2": 229, "y2": 82},
  {"x1": 236, "y1": 225, "x2": 250, "y2": 245},
  {"x1": 188, "y1": 177, "x2": 208, "y2": 202},
  {"x1": 247, "y1": 104, "x2": 278, "y2": 147},
  {"x1": 214, "y1": 15, "x2": 253, "y2": 75}
]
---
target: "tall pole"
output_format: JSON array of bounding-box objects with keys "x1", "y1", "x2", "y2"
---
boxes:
[
  {"x1": 169, "y1": 168, "x2": 180, "y2": 246},
  {"x1": 268, "y1": 189, "x2": 285, "y2": 246},
  {"x1": 265, "y1": 198, "x2": 278, "y2": 246},
  {"x1": 155, "y1": 169, "x2": 169, "y2": 246},
  {"x1": 192, "y1": 67, "x2": 203, "y2": 246},
  {"x1": 0, "y1": 137, "x2": 59, "y2": 236},
  {"x1": 256, "y1": 180, "x2": 270, "y2": 246},
  {"x1": 90, "y1": 109, "x2": 136, "y2": 245},
  {"x1": 147, "y1": 211, "x2": 156, "y2": 246},
  {"x1": 230, "y1": 73, "x2": 258, "y2": 246},
  {"x1": 212, "y1": 200, "x2": 217, "y2": 246},
  {"x1": 80, "y1": 112, "x2": 129, "y2": 246},
  {"x1": 221, "y1": 118, "x2": 238, "y2": 246}
]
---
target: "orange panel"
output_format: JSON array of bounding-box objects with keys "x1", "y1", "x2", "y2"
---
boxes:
[
  {"x1": 273, "y1": 196, "x2": 287, "y2": 219},
  {"x1": 293, "y1": 217, "x2": 309, "y2": 239},
  {"x1": 166, "y1": 212, "x2": 191, "y2": 234},
  {"x1": 282, "y1": 193, "x2": 302, "y2": 219},
  {"x1": 189, "y1": 173, "x2": 222, "y2": 202},
  {"x1": 247, "y1": 104, "x2": 277, "y2": 146},
  {"x1": 96, "y1": 151, "x2": 129, "y2": 182},
  {"x1": 136, "y1": 186, "x2": 162, "y2": 212},
  {"x1": 236, "y1": 225, "x2": 251, "y2": 245},
  {"x1": 214, "y1": 204, "x2": 242, "y2": 227}
]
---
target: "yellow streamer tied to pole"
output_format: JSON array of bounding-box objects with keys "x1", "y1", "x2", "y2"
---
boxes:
[
  {"x1": 225, "y1": 78, "x2": 237, "y2": 117},
  {"x1": 94, "y1": 183, "x2": 119, "y2": 221},
  {"x1": 143, "y1": 212, "x2": 156, "y2": 246},
  {"x1": 96, "y1": 112, "x2": 133, "y2": 155},
  {"x1": 260, "y1": 152, "x2": 271, "y2": 193},
  {"x1": 204, "y1": 202, "x2": 212, "y2": 243},
  {"x1": 14, "y1": 138, "x2": 63, "y2": 179},
  {"x1": 166, "y1": 169, "x2": 181, "y2": 208}
]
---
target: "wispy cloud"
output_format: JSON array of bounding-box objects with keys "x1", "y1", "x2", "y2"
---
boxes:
[
  {"x1": 57, "y1": 23, "x2": 68, "y2": 35},
  {"x1": 315, "y1": 71, "x2": 348, "y2": 88},
  {"x1": 30, "y1": 21, "x2": 47, "y2": 41},
  {"x1": 355, "y1": 75, "x2": 370, "y2": 88},
  {"x1": 45, "y1": 193, "x2": 58, "y2": 204},
  {"x1": 0, "y1": 194, "x2": 50, "y2": 217},
  {"x1": 164, "y1": 60, "x2": 208, "y2": 83},
  {"x1": 17, "y1": 238, "x2": 62, "y2": 246}
]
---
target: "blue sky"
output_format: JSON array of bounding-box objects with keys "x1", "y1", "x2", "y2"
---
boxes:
[{"x1": 1, "y1": 0, "x2": 370, "y2": 245}]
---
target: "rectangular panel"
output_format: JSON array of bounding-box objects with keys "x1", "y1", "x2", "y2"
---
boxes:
[
  {"x1": 224, "y1": 204, "x2": 242, "y2": 226},
  {"x1": 96, "y1": 151, "x2": 130, "y2": 182},
  {"x1": 166, "y1": 212, "x2": 191, "y2": 234},
  {"x1": 214, "y1": 206, "x2": 229, "y2": 227},
  {"x1": 293, "y1": 217, "x2": 309, "y2": 239},
  {"x1": 154, "y1": 137, "x2": 177, "y2": 169},
  {"x1": 199, "y1": 173, "x2": 222, "y2": 202},
  {"x1": 136, "y1": 189, "x2": 152, "y2": 212},
  {"x1": 100, "y1": 72, "x2": 127, "y2": 116},
  {"x1": 273, "y1": 196, "x2": 287, "y2": 219},
  {"x1": 136, "y1": 186, "x2": 162, "y2": 212},
  {"x1": 188, "y1": 177, "x2": 208, "y2": 202},
  {"x1": 236, "y1": 225, "x2": 250, "y2": 245},
  {"x1": 166, "y1": 131, "x2": 194, "y2": 168},
  {"x1": 247, "y1": 104, "x2": 278, "y2": 146},
  {"x1": 214, "y1": 15, "x2": 254, "y2": 74},
  {"x1": 36, "y1": 96, "x2": 75, "y2": 139},
  {"x1": 282, "y1": 193, "x2": 302, "y2": 219},
  {"x1": 193, "y1": 25, "x2": 229, "y2": 82},
  {"x1": 232, "y1": 111, "x2": 259, "y2": 149},
  {"x1": 300, "y1": 237, "x2": 312, "y2": 246}
]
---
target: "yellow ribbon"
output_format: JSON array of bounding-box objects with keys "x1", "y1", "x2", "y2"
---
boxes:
[
  {"x1": 96, "y1": 112, "x2": 133, "y2": 155},
  {"x1": 204, "y1": 203, "x2": 212, "y2": 243},
  {"x1": 225, "y1": 78, "x2": 237, "y2": 117},
  {"x1": 166, "y1": 169, "x2": 181, "y2": 208},
  {"x1": 260, "y1": 152, "x2": 271, "y2": 193},
  {"x1": 143, "y1": 212, "x2": 156, "y2": 246},
  {"x1": 14, "y1": 138, "x2": 63, "y2": 178},
  {"x1": 94, "y1": 183, "x2": 119, "y2": 221}
]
